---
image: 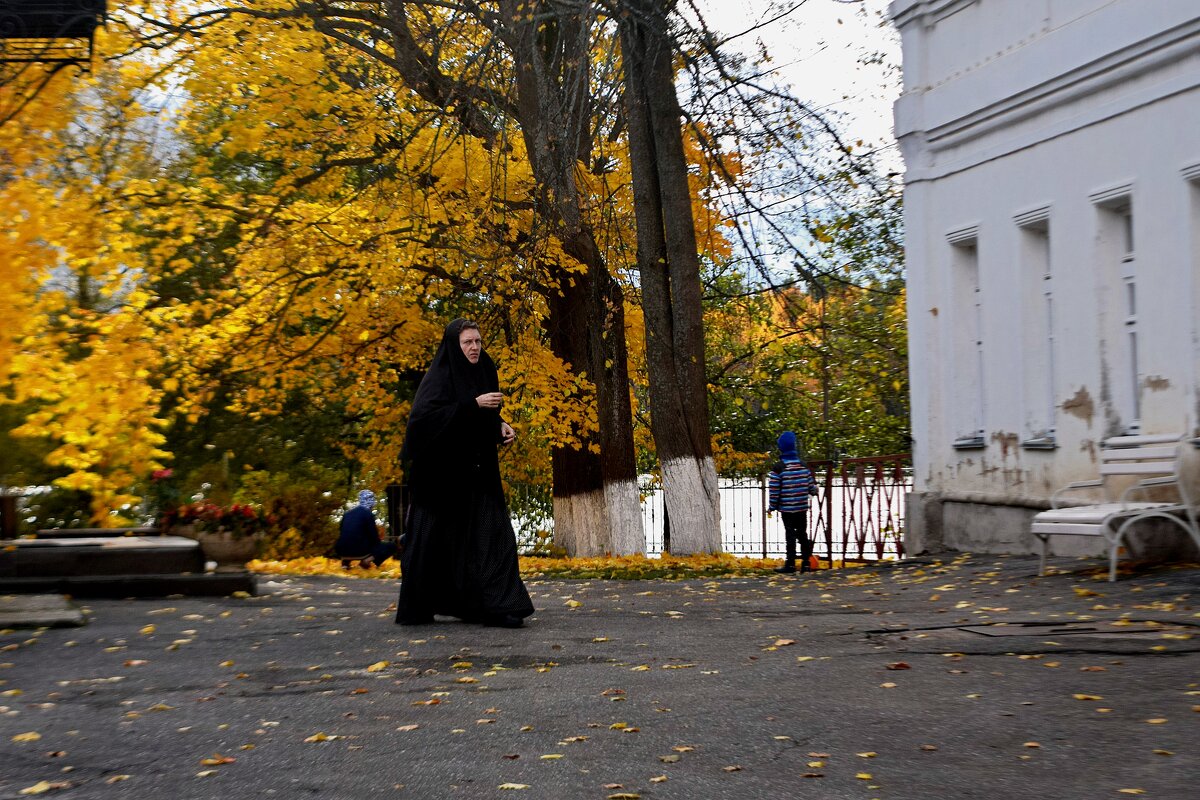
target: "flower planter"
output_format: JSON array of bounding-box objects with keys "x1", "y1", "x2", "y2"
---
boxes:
[{"x1": 169, "y1": 524, "x2": 261, "y2": 572}]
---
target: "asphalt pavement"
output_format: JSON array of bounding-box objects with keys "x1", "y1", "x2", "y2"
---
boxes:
[{"x1": 1, "y1": 553, "x2": 1197, "y2": 799}]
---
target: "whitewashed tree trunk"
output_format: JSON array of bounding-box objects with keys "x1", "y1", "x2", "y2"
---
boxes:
[
  {"x1": 661, "y1": 456, "x2": 721, "y2": 554},
  {"x1": 506, "y1": 1, "x2": 645, "y2": 557},
  {"x1": 605, "y1": 477, "x2": 645, "y2": 555},
  {"x1": 553, "y1": 490, "x2": 608, "y2": 557},
  {"x1": 620, "y1": 0, "x2": 721, "y2": 553}
]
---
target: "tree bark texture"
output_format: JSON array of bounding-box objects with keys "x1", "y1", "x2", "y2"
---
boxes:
[
  {"x1": 503, "y1": 0, "x2": 643, "y2": 555},
  {"x1": 618, "y1": 0, "x2": 720, "y2": 553}
]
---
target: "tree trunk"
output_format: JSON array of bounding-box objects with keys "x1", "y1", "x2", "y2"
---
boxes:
[
  {"x1": 619, "y1": 0, "x2": 720, "y2": 553},
  {"x1": 505, "y1": 0, "x2": 643, "y2": 555}
]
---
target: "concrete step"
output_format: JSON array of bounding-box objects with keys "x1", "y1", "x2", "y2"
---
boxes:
[
  {"x1": 34, "y1": 527, "x2": 161, "y2": 538},
  {"x1": 0, "y1": 571, "x2": 257, "y2": 598},
  {"x1": 0, "y1": 536, "x2": 203, "y2": 578},
  {"x1": 0, "y1": 593, "x2": 86, "y2": 627}
]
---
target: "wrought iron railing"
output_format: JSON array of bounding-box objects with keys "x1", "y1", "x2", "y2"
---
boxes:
[
  {"x1": 807, "y1": 454, "x2": 911, "y2": 562},
  {"x1": 638, "y1": 455, "x2": 911, "y2": 560},
  {"x1": 507, "y1": 454, "x2": 913, "y2": 560}
]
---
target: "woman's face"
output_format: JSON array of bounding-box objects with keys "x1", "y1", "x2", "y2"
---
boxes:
[{"x1": 458, "y1": 327, "x2": 483, "y2": 364}]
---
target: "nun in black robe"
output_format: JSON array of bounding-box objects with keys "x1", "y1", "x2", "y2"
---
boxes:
[{"x1": 396, "y1": 319, "x2": 535, "y2": 627}]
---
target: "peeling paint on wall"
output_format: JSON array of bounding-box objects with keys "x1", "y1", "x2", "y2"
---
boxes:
[
  {"x1": 991, "y1": 431, "x2": 1019, "y2": 458},
  {"x1": 1098, "y1": 346, "x2": 1124, "y2": 437},
  {"x1": 1062, "y1": 386, "x2": 1096, "y2": 427},
  {"x1": 1144, "y1": 375, "x2": 1171, "y2": 391}
]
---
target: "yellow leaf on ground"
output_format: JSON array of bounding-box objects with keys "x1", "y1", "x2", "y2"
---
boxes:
[
  {"x1": 200, "y1": 754, "x2": 235, "y2": 765},
  {"x1": 856, "y1": 772, "x2": 873, "y2": 780},
  {"x1": 366, "y1": 661, "x2": 389, "y2": 672},
  {"x1": 11, "y1": 732, "x2": 41, "y2": 743},
  {"x1": 1073, "y1": 694, "x2": 1103, "y2": 701},
  {"x1": 20, "y1": 781, "x2": 71, "y2": 795},
  {"x1": 498, "y1": 784, "x2": 529, "y2": 790}
]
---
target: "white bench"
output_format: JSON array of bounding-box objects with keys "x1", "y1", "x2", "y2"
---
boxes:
[{"x1": 1031, "y1": 434, "x2": 1200, "y2": 581}]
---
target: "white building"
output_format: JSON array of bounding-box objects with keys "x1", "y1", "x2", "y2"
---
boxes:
[{"x1": 892, "y1": 0, "x2": 1200, "y2": 555}]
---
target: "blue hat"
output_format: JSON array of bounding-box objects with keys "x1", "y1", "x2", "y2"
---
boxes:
[
  {"x1": 777, "y1": 431, "x2": 799, "y2": 460},
  {"x1": 357, "y1": 490, "x2": 376, "y2": 509}
]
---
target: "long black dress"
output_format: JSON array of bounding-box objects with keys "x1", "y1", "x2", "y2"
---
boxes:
[{"x1": 396, "y1": 319, "x2": 535, "y2": 625}]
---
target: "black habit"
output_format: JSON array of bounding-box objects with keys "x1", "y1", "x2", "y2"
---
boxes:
[{"x1": 396, "y1": 319, "x2": 534, "y2": 625}]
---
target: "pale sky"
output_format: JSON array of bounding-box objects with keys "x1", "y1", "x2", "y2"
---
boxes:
[{"x1": 693, "y1": 0, "x2": 902, "y2": 164}]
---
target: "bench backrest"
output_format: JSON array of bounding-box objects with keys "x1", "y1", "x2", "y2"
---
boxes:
[
  {"x1": 1100, "y1": 434, "x2": 1184, "y2": 477},
  {"x1": 1100, "y1": 434, "x2": 1200, "y2": 530}
]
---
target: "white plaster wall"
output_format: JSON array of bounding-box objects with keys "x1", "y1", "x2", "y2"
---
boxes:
[
  {"x1": 894, "y1": 0, "x2": 1200, "y2": 527},
  {"x1": 910, "y1": 91, "x2": 1200, "y2": 497}
]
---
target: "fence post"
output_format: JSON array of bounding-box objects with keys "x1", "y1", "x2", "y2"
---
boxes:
[
  {"x1": 759, "y1": 475, "x2": 767, "y2": 558},
  {"x1": 662, "y1": 501, "x2": 670, "y2": 555},
  {"x1": 385, "y1": 483, "x2": 404, "y2": 542},
  {"x1": 824, "y1": 463, "x2": 835, "y2": 563}
]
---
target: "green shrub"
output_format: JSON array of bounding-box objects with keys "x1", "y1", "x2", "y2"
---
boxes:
[{"x1": 235, "y1": 466, "x2": 342, "y2": 558}]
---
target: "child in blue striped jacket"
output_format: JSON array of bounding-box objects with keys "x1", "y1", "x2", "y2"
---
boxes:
[{"x1": 768, "y1": 431, "x2": 817, "y2": 574}]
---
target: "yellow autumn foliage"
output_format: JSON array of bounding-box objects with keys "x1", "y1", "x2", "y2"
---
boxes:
[{"x1": 1, "y1": 1, "x2": 746, "y2": 525}]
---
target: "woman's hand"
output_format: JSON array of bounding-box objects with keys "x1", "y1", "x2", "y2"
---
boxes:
[
  {"x1": 500, "y1": 421, "x2": 516, "y2": 445},
  {"x1": 476, "y1": 391, "x2": 503, "y2": 409}
]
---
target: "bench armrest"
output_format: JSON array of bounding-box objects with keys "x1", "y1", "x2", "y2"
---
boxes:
[{"x1": 1051, "y1": 479, "x2": 1105, "y2": 508}]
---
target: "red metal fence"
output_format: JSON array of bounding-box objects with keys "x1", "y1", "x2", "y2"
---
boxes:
[
  {"x1": 807, "y1": 454, "x2": 912, "y2": 562},
  {"x1": 633, "y1": 453, "x2": 912, "y2": 561}
]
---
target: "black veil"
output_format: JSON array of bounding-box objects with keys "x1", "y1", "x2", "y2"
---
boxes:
[{"x1": 402, "y1": 319, "x2": 502, "y2": 488}]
